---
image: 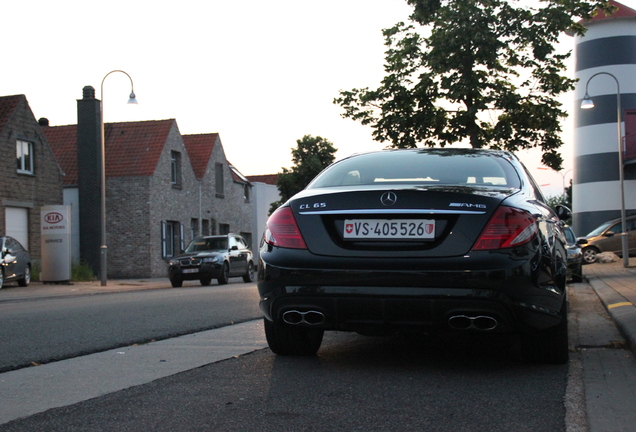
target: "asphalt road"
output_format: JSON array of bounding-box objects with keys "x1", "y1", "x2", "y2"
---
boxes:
[
  {"x1": 2, "y1": 280, "x2": 636, "y2": 431},
  {"x1": 0, "y1": 281, "x2": 262, "y2": 372}
]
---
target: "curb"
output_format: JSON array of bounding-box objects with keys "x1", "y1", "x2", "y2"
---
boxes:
[{"x1": 587, "y1": 275, "x2": 636, "y2": 356}]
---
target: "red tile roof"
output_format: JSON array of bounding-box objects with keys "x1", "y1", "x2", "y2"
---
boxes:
[
  {"x1": 182, "y1": 133, "x2": 218, "y2": 179},
  {"x1": 586, "y1": 0, "x2": 636, "y2": 23},
  {"x1": 42, "y1": 124, "x2": 78, "y2": 184},
  {"x1": 0, "y1": 94, "x2": 23, "y2": 133},
  {"x1": 43, "y1": 119, "x2": 176, "y2": 186},
  {"x1": 246, "y1": 174, "x2": 278, "y2": 185}
]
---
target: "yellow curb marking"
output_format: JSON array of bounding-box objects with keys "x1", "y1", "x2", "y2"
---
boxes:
[{"x1": 608, "y1": 302, "x2": 633, "y2": 310}]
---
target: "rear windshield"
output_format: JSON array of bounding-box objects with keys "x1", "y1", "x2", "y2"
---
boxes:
[{"x1": 307, "y1": 150, "x2": 521, "y2": 189}]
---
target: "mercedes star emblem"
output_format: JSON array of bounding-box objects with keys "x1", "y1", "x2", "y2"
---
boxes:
[{"x1": 380, "y1": 192, "x2": 397, "y2": 206}]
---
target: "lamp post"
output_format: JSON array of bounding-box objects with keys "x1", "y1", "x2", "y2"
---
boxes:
[
  {"x1": 537, "y1": 167, "x2": 573, "y2": 195},
  {"x1": 581, "y1": 71, "x2": 629, "y2": 267},
  {"x1": 100, "y1": 70, "x2": 138, "y2": 285}
]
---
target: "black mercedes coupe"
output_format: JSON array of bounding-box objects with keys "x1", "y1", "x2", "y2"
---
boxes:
[{"x1": 257, "y1": 148, "x2": 571, "y2": 363}]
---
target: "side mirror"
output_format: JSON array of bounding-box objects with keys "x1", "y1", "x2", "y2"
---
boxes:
[
  {"x1": 555, "y1": 205, "x2": 571, "y2": 221},
  {"x1": 604, "y1": 231, "x2": 615, "y2": 237},
  {"x1": 577, "y1": 238, "x2": 588, "y2": 246},
  {"x1": 231, "y1": 245, "x2": 239, "y2": 251}
]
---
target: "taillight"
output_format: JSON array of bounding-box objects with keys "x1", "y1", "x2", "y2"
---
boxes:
[
  {"x1": 264, "y1": 207, "x2": 307, "y2": 249},
  {"x1": 472, "y1": 206, "x2": 538, "y2": 250}
]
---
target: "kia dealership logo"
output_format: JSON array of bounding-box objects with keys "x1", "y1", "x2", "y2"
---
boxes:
[{"x1": 44, "y1": 212, "x2": 64, "y2": 224}]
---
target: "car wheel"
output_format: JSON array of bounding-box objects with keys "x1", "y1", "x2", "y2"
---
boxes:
[
  {"x1": 200, "y1": 277, "x2": 212, "y2": 286},
  {"x1": 572, "y1": 262, "x2": 583, "y2": 283},
  {"x1": 170, "y1": 277, "x2": 183, "y2": 288},
  {"x1": 243, "y1": 262, "x2": 254, "y2": 283},
  {"x1": 17, "y1": 265, "x2": 31, "y2": 287},
  {"x1": 264, "y1": 318, "x2": 324, "y2": 355},
  {"x1": 520, "y1": 300, "x2": 569, "y2": 364},
  {"x1": 0, "y1": 270, "x2": 4, "y2": 289},
  {"x1": 218, "y1": 263, "x2": 229, "y2": 285},
  {"x1": 582, "y1": 247, "x2": 598, "y2": 264}
]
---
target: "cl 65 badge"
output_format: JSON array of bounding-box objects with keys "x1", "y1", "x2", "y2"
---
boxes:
[{"x1": 299, "y1": 202, "x2": 326, "y2": 210}]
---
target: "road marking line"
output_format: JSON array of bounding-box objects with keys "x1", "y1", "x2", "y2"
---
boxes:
[{"x1": 608, "y1": 302, "x2": 633, "y2": 309}]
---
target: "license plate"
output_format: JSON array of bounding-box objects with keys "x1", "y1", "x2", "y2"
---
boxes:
[
  {"x1": 182, "y1": 268, "x2": 199, "y2": 274},
  {"x1": 344, "y1": 219, "x2": 435, "y2": 239}
]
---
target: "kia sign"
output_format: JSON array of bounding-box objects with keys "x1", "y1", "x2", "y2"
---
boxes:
[{"x1": 41, "y1": 205, "x2": 71, "y2": 282}]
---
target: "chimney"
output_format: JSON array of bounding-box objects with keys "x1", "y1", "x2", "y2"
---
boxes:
[{"x1": 76, "y1": 86, "x2": 103, "y2": 277}]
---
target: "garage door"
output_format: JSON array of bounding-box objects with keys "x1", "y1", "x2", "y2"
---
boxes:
[{"x1": 5, "y1": 207, "x2": 29, "y2": 250}]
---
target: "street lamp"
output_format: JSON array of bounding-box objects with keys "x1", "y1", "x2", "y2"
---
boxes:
[
  {"x1": 581, "y1": 71, "x2": 629, "y2": 267},
  {"x1": 537, "y1": 167, "x2": 573, "y2": 195},
  {"x1": 100, "y1": 70, "x2": 138, "y2": 285}
]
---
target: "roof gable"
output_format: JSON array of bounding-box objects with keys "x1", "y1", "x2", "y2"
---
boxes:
[
  {"x1": 0, "y1": 95, "x2": 24, "y2": 133},
  {"x1": 182, "y1": 133, "x2": 218, "y2": 179},
  {"x1": 44, "y1": 119, "x2": 176, "y2": 185}
]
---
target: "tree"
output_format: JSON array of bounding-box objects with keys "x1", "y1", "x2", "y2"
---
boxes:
[
  {"x1": 269, "y1": 135, "x2": 337, "y2": 214},
  {"x1": 334, "y1": 0, "x2": 615, "y2": 170}
]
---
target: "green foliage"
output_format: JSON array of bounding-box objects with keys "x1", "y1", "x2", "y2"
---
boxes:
[
  {"x1": 335, "y1": 0, "x2": 616, "y2": 170},
  {"x1": 269, "y1": 135, "x2": 337, "y2": 214},
  {"x1": 545, "y1": 180, "x2": 573, "y2": 222},
  {"x1": 72, "y1": 262, "x2": 95, "y2": 282},
  {"x1": 30, "y1": 260, "x2": 41, "y2": 282}
]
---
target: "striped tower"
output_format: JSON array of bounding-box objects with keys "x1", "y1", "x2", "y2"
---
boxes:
[{"x1": 573, "y1": 0, "x2": 636, "y2": 236}]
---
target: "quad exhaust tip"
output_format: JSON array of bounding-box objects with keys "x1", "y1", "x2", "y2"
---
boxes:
[
  {"x1": 448, "y1": 315, "x2": 498, "y2": 331},
  {"x1": 282, "y1": 310, "x2": 325, "y2": 326}
]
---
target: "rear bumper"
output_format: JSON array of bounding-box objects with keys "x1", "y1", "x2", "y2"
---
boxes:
[{"x1": 257, "y1": 247, "x2": 566, "y2": 334}]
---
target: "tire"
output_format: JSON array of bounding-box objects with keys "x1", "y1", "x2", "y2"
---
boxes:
[
  {"x1": 217, "y1": 263, "x2": 229, "y2": 285},
  {"x1": 520, "y1": 300, "x2": 569, "y2": 364},
  {"x1": 0, "y1": 270, "x2": 4, "y2": 289},
  {"x1": 582, "y1": 247, "x2": 598, "y2": 264},
  {"x1": 264, "y1": 318, "x2": 324, "y2": 356},
  {"x1": 170, "y1": 277, "x2": 183, "y2": 288},
  {"x1": 17, "y1": 265, "x2": 30, "y2": 287},
  {"x1": 200, "y1": 277, "x2": 212, "y2": 286},
  {"x1": 243, "y1": 262, "x2": 254, "y2": 283}
]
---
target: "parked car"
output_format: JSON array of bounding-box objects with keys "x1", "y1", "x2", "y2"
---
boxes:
[
  {"x1": 258, "y1": 148, "x2": 571, "y2": 364},
  {"x1": 168, "y1": 234, "x2": 254, "y2": 287},
  {"x1": 579, "y1": 215, "x2": 636, "y2": 264},
  {"x1": 564, "y1": 226, "x2": 583, "y2": 283},
  {"x1": 0, "y1": 236, "x2": 31, "y2": 288}
]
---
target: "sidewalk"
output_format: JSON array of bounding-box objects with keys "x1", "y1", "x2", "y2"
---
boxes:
[
  {"x1": 583, "y1": 259, "x2": 636, "y2": 356},
  {"x1": 0, "y1": 277, "x2": 175, "y2": 303}
]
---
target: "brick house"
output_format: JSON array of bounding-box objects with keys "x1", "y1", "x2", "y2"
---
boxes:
[
  {"x1": 0, "y1": 94, "x2": 63, "y2": 258},
  {"x1": 42, "y1": 87, "x2": 253, "y2": 279}
]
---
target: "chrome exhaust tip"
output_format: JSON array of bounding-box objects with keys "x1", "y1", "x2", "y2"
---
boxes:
[
  {"x1": 282, "y1": 310, "x2": 325, "y2": 325},
  {"x1": 448, "y1": 315, "x2": 498, "y2": 331}
]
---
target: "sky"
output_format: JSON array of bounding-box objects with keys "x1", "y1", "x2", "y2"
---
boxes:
[{"x1": 3, "y1": 0, "x2": 634, "y2": 198}]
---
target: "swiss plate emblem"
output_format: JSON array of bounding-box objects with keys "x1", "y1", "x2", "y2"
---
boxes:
[
  {"x1": 345, "y1": 223, "x2": 354, "y2": 234},
  {"x1": 425, "y1": 224, "x2": 434, "y2": 234}
]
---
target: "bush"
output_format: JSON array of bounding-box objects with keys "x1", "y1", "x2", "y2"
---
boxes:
[{"x1": 72, "y1": 263, "x2": 95, "y2": 281}]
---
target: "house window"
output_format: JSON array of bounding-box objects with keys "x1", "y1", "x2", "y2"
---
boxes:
[
  {"x1": 215, "y1": 163, "x2": 224, "y2": 197},
  {"x1": 171, "y1": 151, "x2": 182, "y2": 188},
  {"x1": 16, "y1": 140, "x2": 34, "y2": 174},
  {"x1": 162, "y1": 221, "x2": 184, "y2": 258},
  {"x1": 244, "y1": 184, "x2": 251, "y2": 202},
  {"x1": 191, "y1": 218, "x2": 199, "y2": 240},
  {"x1": 202, "y1": 219, "x2": 210, "y2": 236},
  {"x1": 219, "y1": 223, "x2": 230, "y2": 235}
]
